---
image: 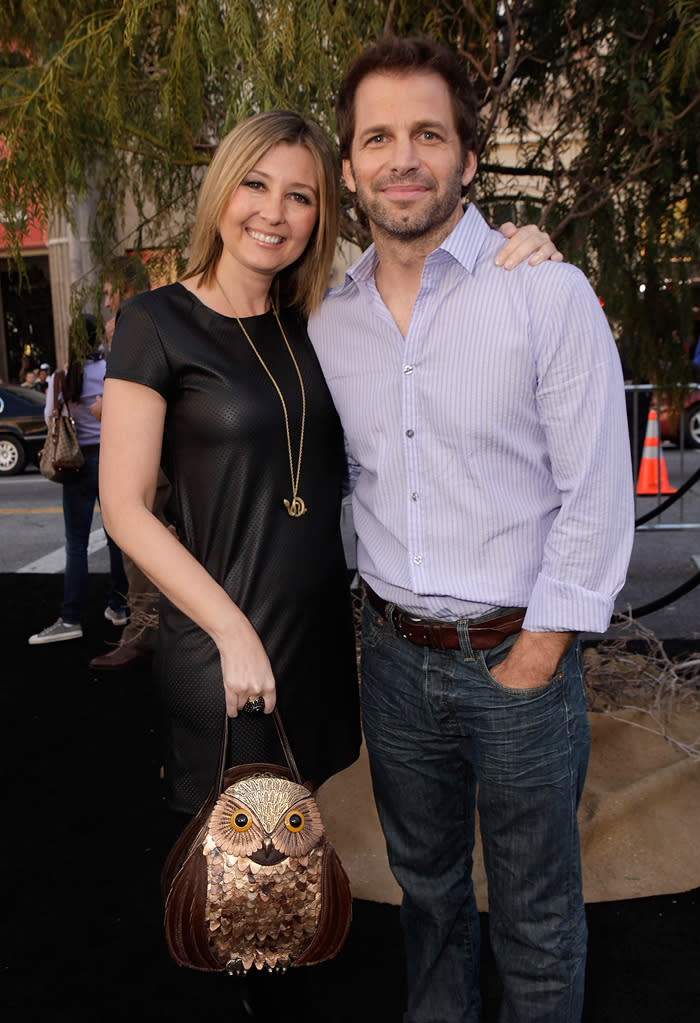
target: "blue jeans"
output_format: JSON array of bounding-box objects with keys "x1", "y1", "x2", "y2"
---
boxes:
[
  {"x1": 60, "y1": 449, "x2": 128, "y2": 624},
  {"x1": 360, "y1": 601, "x2": 590, "y2": 1023}
]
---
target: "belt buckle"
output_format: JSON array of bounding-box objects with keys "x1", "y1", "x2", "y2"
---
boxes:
[
  {"x1": 393, "y1": 609, "x2": 423, "y2": 642},
  {"x1": 404, "y1": 613, "x2": 427, "y2": 644}
]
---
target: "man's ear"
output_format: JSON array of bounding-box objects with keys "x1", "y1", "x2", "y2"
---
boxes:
[
  {"x1": 342, "y1": 158, "x2": 357, "y2": 194},
  {"x1": 461, "y1": 150, "x2": 477, "y2": 190}
]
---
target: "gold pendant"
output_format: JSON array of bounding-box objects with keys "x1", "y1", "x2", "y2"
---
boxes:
[{"x1": 284, "y1": 496, "x2": 307, "y2": 517}]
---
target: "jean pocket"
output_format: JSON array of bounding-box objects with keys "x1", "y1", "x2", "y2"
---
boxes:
[
  {"x1": 360, "y1": 599, "x2": 389, "y2": 650},
  {"x1": 475, "y1": 642, "x2": 565, "y2": 698}
]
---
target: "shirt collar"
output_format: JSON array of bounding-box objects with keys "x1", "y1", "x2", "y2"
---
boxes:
[
  {"x1": 343, "y1": 202, "x2": 489, "y2": 289},
  {"x1": 438, "y1": 203, "x2": 489, "y2": 273}
]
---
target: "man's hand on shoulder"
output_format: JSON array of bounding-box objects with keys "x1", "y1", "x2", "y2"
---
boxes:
[
  {"x1": 489, "y1": 629, "x2": 576, "y2": 690},
  {"x1": 495, "y1": 222, "x2": 564, "y2": 270}
]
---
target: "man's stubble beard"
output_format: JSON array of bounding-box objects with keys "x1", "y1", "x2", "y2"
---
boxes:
[{"x1": 351, "y1": 162, "x2": 466, "y2": 242}]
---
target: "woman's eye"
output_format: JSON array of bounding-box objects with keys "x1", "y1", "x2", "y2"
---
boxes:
[
  {"x1": 243, "y1": 179, "x2": 264, "y2": 191},
  {"x1": 290, "y1": 192, "x2": 311, "y2": 205}
]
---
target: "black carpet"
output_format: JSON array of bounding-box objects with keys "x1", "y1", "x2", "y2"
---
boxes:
[{"x1": 3, "y1": 573, "x2": 698, "y2": 1022}]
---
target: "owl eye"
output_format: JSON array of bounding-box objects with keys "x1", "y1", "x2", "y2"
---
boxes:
[
  {"x1": 285, "y1": 810, "x2": 305, "y2": 833},
  {"x1": 230, "y1": 811, "x2": 252, "y2": 832}
]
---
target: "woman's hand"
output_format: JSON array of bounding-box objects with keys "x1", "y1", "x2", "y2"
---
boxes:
[
  {"x1": 495, "y1": 222, "x2": 563, "y2": 269},
  {"x1": 217, "y1": 616, "x2": 277, "y2": 717}
]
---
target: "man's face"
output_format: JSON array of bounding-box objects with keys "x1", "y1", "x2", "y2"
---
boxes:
[
  {"x1": 343, "y1": 70, "x2": 477, "y2": 245},
  {"x1": 103, "y1": 281, "x2": 121, "y2": 316}
]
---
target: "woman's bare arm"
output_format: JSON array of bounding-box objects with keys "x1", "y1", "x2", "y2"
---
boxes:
[{"x1": 99, "y1": 377, "x2": 276, "y2": 716}]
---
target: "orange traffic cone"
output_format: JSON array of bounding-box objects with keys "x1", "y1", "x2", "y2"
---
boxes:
[{"x1": 636, "y1": 409, "x2": 676, "y2": 495}]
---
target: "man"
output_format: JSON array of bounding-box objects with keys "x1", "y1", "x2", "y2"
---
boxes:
[
  {"x1": 89, "y1": 254, "x2": 169, "y2": 670},
  {"x1": 309, "y1": 36, "x2": 634, "y2": 1023},
  {"x1": 34, "y1": 363, "x2": 51, "y2": 393}
]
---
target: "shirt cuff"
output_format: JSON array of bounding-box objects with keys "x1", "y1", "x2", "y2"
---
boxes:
[{"x1": 523, "y1": 572, "x2": 615, "y2": 634}]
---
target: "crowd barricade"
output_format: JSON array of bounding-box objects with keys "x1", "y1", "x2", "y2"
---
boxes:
[{"x1": 625, "y1": 382, "x2": 700, "y2": 532}]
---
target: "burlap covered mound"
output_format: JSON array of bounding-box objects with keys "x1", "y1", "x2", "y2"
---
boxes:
[{"x1": 317, "y1": 640, "x2": 700, "y2": 908}]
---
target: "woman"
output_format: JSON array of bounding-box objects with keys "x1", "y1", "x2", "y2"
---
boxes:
[
  {"x1": 99, "y1": 110, "x2": 555, "y2": 814},
  {"x1": 100, "y1": 112, "x2": 361, "y2": 813},
  {"x1": 29, "y1": 316, "x2": 129, "y2": 645}
]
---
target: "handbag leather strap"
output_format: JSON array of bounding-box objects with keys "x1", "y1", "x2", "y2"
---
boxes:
[
  {"x1": 215, "y1": 706, "x2": 302, "y2": 793},
  {"x1": 50, "y1": 369, "x2": 75, "y2": 421}
]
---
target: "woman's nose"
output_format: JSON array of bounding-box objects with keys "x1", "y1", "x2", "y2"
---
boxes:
[{"x1": 260, "y1": 191, "x2": 285, "y2": 222}]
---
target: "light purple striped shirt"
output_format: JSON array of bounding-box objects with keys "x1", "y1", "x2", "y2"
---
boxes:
[{"x1": 308, "y1": 204, "x2": 634, "y2": 633}]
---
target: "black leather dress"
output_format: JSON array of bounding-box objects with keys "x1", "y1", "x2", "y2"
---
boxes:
[{"x1": 108, "y1": 283, "x2": 360, "y2": 813}]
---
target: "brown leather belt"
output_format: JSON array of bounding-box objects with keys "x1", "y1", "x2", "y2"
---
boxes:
[
  {"x1": 81, "y1": 444, "x2": 100, "y2": 454},
  {"x1": 365, "y1": 585, "x2": 526, "y2": 651}
]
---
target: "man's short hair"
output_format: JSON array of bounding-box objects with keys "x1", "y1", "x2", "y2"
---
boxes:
[
  {"x1": 103, "y1": 254, "x2": 151, "y2": 297},
  {"x1": 337, "y1": 35, "x2": 479, "y2": 162}
]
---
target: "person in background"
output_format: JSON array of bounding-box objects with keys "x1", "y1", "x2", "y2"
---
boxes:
[
  {"x1": 28, "y1": 315, "x2": 129, "y2": 645},
  {"x1": 21, "y1": 370, "x2": 37, "y2": 388},
  {"x1": 88, "y1": 255, "x2": 167, "y2": 671},
  {"x1": 34, "y1": 364, "x2": 51, "y2": 393},
  {"x1": 309, "y1": 35, "x2": 635, "y2": 1023}
]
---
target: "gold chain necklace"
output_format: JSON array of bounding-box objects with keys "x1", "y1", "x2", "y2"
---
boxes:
[{"x1": 215, "y1": 277, "x2": 307, "y2": 517}]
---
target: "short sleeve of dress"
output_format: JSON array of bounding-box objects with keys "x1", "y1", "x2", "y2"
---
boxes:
[{"x1": 106, "y1": 292, "x2": 172, "y2": 399}]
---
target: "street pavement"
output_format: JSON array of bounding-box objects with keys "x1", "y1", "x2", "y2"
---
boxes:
[{"x1": 3, "y1": 446, "x2": 699, "y2": 639}]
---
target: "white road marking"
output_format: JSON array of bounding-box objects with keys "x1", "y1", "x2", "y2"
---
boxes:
[{"x1": 17, "y1": 529, "x2": 108, "y2": 574}]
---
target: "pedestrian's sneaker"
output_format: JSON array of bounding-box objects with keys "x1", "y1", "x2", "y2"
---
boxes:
[
  {"x1": 28, "y1": 618, "x2": 83, "y2": 645},
  {"x1": 104, "y1": 606, "x2": 128, "y2": 626}
]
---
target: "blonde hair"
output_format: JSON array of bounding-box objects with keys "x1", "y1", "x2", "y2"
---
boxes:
[{"x1": 184, "y1": 111, "x2": 339, "y2": 316}]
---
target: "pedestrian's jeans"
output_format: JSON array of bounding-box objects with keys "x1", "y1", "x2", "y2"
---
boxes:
[
  {"x1": 360, "y1": 601, "x2": 590, "y2": 1023},
  {"x1": 61, "y1": 449, "x2": 128, "y2": 623}
]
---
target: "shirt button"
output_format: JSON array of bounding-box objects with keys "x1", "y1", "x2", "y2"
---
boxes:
[
  {"x1": 413, "y1": 554, "x2": 423, "y2": 565},
  {"x1": 406, "y1": 429, "x2": 415, "y2": 438},
  {"x1": 403, "y1": 365, "x2": 414, "y2": 375},
  {"x1": 411, "y1": 492, "x2": 418, "y2": 501}
]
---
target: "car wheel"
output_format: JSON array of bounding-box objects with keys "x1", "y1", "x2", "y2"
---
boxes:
[
  {"x1": 684, "y1": 402, "x2": 700, "y2": 449},
  {"x1": 0, "y1": 435, "x2": 27, "y2": 475}
]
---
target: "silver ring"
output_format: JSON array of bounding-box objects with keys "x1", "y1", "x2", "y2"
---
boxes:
[{"x1": 243, "y1": 696, "x2": 265, "y2": 713}]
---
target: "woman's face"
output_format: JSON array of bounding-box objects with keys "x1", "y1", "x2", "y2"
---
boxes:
[{"x1": 218, "y1": 142, "x2": 320, "y2": 284}]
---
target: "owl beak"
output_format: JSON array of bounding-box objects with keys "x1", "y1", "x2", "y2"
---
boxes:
[{"x1": 249, "y1": 835, "x2": 287, "y2": 866}]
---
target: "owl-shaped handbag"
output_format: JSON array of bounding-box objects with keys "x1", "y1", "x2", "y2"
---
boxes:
[{"x1": 161, "y1": 709, "x2": 352, "y2": 974}]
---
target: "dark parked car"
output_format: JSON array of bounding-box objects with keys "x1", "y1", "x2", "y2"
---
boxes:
[
  {"x1": 657, "y1": 387, "x2": 700, "y2": 449},
  {"x1": 0, "y1": 385, "x2": 47, "y2": 475}
]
